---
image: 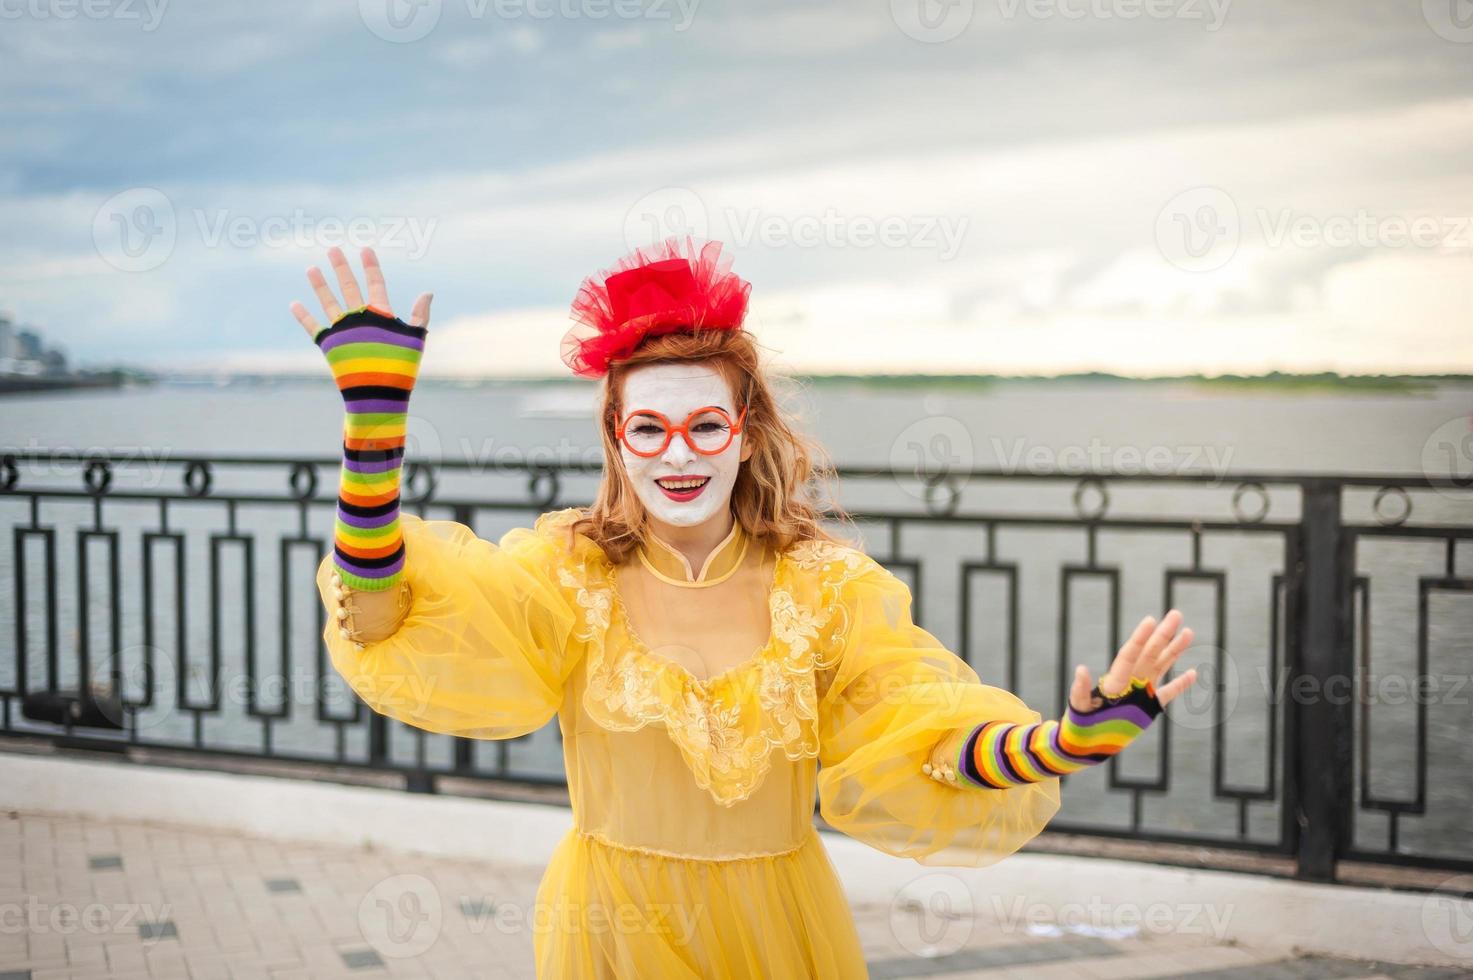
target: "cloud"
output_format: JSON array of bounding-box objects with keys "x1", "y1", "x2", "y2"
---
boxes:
[{"x1": 3, "y1": 2, "x2": 1472, "y2": 374}]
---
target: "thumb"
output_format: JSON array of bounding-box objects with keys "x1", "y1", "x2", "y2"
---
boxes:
[
  {"x1": 1067, "y1": 664, "x2": 1093, "y2": 713},
  {"x1": 408, "y1": 292, "x2": 434, "y2": 329}
]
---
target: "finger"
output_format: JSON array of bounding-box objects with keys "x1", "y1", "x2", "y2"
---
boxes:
[
  {"x1": 328, "y1": 246, "x2": 365, "y2": 311},
  {"x1": 306, "y1": 266, "x2": 343, "y2": 322},
  {"x1": 1102, "y1": 615, "x2": 1156, "y2": 694},
  {"x1": 1137, "y1": 609, "x2": 1183, "y2": 677},
  {"x1": 290, "y1": 301, "x2": 323, "y2": 341},
  {"x1": 1141, "y1": 613, "x2": 1189, "y2": 680},
  {"x1": 1067, "y1": 664, "x2": 1094, "y2": 713},
  {"x1": 1156, "y1": 668, "x2": 1198, "y2": 707},
  {"x1": 361, "y1": 247, "x2": 392, "y2": 312},
  {"x1": 407, "y1": 292, "x2": 433, "y2": 329},
  {"x1": 1149, "y1": 627, "x2": 1194, "y2": 684}
]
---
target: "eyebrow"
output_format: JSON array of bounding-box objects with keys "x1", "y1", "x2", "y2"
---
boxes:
[{"x1": 627, "y1": 402, "x2": 732, "y2": 415}]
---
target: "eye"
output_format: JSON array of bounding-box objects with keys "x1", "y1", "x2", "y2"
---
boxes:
[
  {"x1": 692, "y1": 421, "x2": 727, "y2": 434},
  {"x1": 630, "y1": 423, "x2": 663, "y2": 436}
]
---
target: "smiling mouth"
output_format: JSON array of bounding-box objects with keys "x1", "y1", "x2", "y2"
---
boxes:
[{"x1": 655, "y1": 475, "x2": 711, "y2": 502}]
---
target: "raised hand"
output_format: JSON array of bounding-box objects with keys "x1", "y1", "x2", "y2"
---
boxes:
[
  {"x1": 1068, "y1": 609, "x2": 1198, "y2": 713},
  {"x1": 294, "y1": 246, "x2": 432, "y2": 595},
  {"x1": 933, "y1": 610, "x2": 1201, "y2": 791},
  {"x1": 291, "y1": 245, "x2": 433, "y2": 348}
]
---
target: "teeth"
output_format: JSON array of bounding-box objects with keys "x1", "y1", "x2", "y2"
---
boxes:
[{"x1": 658, "y1": 477, "x2": 710, "y2": 490}]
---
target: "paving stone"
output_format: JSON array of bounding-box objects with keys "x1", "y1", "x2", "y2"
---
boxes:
[
  {"x1": 137, "y1": 920, "x2": 178, "y2": 941},
  {"x1": 0, "y1": 811, "x2": 1462, "y2": 980}
]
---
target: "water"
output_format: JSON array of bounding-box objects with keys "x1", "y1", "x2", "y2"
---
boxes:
[{"x1": 2, "y1": 378, "x2": 1471, "y2": 863}]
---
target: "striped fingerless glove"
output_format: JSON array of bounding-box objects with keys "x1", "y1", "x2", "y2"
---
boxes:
[
  {"x1": 925, "y1": 678, "x2": 1163, "y2": 789},
  {"x1": 314, "y1": 304, "x2": 427, "y2": 591}
]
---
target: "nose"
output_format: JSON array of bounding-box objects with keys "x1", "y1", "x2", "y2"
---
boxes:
[{"x1": 662, "y1": 433, "x2": 697, "y2": 469}]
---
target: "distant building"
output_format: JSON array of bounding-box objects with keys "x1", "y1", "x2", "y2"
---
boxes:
[
  {"x1": 0, "y1": 315, "x2": 14, "y2": 360},
  {"x1": 16, "y1": 329, "x2": 42, "y2": 359},
  {"x1": 42, "y1": 349, "x2": 67, "y2": 375}
]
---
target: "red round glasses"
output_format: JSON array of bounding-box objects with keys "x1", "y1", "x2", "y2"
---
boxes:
[{"x1": 615, "y1": 405, "x2": 748, "y2": 458}]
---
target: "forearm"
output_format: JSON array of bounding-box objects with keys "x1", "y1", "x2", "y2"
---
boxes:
[
  {"x1": 924, "y1": 678, "x2": 1162, "y2": 789},
  {"x1": 316, "y1": 305, "x2": 427, "y2": 591},
  {"x1": 329, "y1": 572, "x2": 412, "y2": 646},
  {"x1": 315, "y1": 304, "x2": 425, "y2": 645}
]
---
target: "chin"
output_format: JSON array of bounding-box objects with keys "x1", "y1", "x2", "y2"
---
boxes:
[
  {"x1": 645, "y1": 503, "x2": 722, "y2": 528},
  {"x1": 636, "y1": 490, "x2": 730, "y2": 529}
]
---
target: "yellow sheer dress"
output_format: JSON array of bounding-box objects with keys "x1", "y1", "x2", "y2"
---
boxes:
[{"x1": 316, "y1": 509, "x2": 1060, "y2": 978}]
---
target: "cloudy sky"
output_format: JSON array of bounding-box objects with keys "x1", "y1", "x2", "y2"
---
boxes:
[{"x1": 2, "y1": 0, "x2": 1471, "y2": 377}]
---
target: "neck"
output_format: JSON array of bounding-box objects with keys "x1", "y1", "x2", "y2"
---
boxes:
[{"x1": 646, "y1": 509, "x2": 735, "y2": 575}]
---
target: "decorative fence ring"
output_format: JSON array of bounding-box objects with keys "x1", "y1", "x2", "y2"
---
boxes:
[
  {"x1": 402, "y1": 462, "x2": 437, "y2": 504},
  {"x1": 288, "y1": 463, "x2": 319, "y2": 501},
  {"x1": 1372, "y1": 485, "x2": 1411, "y2": 527},
  {"x1": 529, "y1": 467, "x2": 561, "y2": 509},
  {"x1": 83, "y1": 459, "x2": 113, "y2": 495},
  {"x1": 1072, "y1": 477, "x2": 1109, "y2": 521},
  {"x1": 1231, "y1": 481, "x2": 1270, "y2": 524},
  {"x1": 922, "y1": 473, "x2": 962, "y2": 517},
  {"x1": 183, "y1": 461, "x2": 213, "y2": 497},
  {"x1": 0, "y1": 455, "x2": 17, "y2": 491}
]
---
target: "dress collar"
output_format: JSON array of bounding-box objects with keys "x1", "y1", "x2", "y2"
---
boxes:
[{"x1": 638, "y1": 518, "x2": 749, "y2": 588}]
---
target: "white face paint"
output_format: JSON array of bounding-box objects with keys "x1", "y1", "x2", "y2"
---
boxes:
[{"x1": 616, "y1": 363, "x2": 748, "y2": 530}]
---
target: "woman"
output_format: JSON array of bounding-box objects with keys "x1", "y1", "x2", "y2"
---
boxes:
[{"x1": 293, "y1": 239, "x2": 1199, "y2": 978}]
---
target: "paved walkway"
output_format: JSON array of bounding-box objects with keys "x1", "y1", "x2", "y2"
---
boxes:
[{"x1": 0, "y1": 812, "x2": 1462, "y2": 980}]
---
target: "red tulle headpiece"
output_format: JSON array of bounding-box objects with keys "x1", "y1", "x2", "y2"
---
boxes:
[{"x1": 561, "y1": 237, "x2": 752, "y2": 379}]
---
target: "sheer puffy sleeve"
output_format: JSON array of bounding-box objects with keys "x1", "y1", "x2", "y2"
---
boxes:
[
  {"x1": 814, "y1": 549, "x2": 1061, "y2": 867},
  {"x1": 315, "y1": 508, "x2": 595, "y2": 740}
]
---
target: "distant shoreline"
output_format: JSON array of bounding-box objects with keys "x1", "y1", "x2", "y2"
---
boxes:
[
  {"x1": 145, "y1": 370, "x2": 1472, "y2": 395},
  {"x1": 0, "y1": 370, "x2": 152, "y2": 397}
]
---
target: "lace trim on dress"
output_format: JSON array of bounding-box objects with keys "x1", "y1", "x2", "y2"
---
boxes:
[{"x1": 539, "y1": 513, "x2": 879, "y2": 808}]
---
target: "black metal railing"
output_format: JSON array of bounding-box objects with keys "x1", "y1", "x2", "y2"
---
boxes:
[{"x1": 2, "y1": 449, "x2": 1470, "y2": 882}]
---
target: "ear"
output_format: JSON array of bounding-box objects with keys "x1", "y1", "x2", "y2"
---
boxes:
[{"x1": 739, "y1": 432, "x2": 755, "y2": 463}]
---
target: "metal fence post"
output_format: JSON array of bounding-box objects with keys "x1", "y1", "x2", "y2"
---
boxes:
[
  {"x1": 1293, "y1": 478, "x2": 1353, "y2": 881},
  {"x1": 368, "y1": 712, "x2": 388, "y2": 768}
]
